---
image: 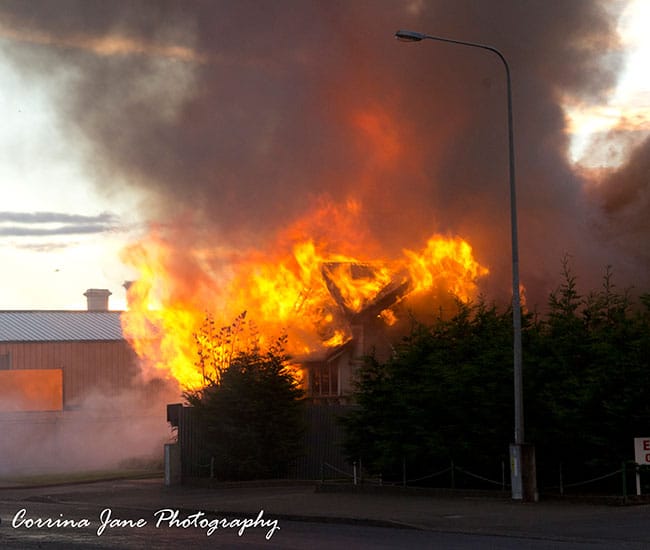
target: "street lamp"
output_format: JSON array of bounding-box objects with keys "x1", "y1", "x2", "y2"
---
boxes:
[{"x1": 395, "y1": 29, "x2": 536, "y2": 501}]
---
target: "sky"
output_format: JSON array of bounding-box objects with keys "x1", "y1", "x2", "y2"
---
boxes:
[{"x1": 0, "y1": 0, "x2": 648, "y2": 311}]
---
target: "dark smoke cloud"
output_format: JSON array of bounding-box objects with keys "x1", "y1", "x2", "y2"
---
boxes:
[
  {"x1": 1, "y1": 0, "x2": 645, "y2": 305},
  {"x1": 588, "y1": 135, "x2": 650, "y2": 268}
]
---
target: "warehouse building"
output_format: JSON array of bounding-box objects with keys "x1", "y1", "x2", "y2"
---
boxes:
[{"x1": 0, "y1": 289, "x2": 168, "y2": 475}]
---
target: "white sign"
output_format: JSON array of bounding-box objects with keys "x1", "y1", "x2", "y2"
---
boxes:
[{"x1": 634, "y1": 437, "x2": 650, "y2": 465}]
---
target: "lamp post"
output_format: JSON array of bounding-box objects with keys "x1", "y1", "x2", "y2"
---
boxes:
[{"x1": 395, "y1": 29, "x2": 536, "y2": 501}]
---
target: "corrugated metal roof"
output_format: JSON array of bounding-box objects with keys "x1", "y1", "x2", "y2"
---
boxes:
[{"x1": 0, "y1": 311, "x2": 125, "y2": 342}]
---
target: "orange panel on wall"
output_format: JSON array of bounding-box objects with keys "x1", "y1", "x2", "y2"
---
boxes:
[{"x1": 0, "y1": 369, "x2": 63, "y2": 411}]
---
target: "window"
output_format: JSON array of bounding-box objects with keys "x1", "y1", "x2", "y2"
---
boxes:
[{"x1": 310, "y1": 362, "x2": 339, "y2": 397}]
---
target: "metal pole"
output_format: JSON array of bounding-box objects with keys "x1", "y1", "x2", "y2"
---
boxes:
[
  {"x1": 417, "y1": 32, "x2": 523, "y2": 447},
  {"x1": 395, "y1": 30, "x2": 531, "y2": 500}
]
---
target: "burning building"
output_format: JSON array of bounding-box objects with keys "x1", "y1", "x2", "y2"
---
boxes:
[
  {"x1": 153, "y1": 232, "x2": 491, "y2": 480},
  {"x1": 120, "y1": 226, "x2": 489, "y2": 398},
  {"x1": 1, "y1": 1, "x2": 647, "y2": 392},
  {"x1": 1, "y1": 1, "x2": 648, "y2": 478}
]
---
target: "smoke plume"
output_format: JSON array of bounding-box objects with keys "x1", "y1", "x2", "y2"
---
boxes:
[
  {"x1": 0, "y1": 386, "x2": 172, "y2": 476},
  {"x1": 1, "y1": 0, "x2": 645, "y2": 305}
]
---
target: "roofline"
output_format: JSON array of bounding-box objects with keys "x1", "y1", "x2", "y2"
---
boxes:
[
  {"x1": 0, "y1": 310, "x2": 126, "y2": 313},
  {"x1": 0, "y1": 339, "x2": 127, "y2": 344}
]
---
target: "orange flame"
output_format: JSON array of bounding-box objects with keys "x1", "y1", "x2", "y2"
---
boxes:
[
  {"x1": 404, "y1": 236, "x2": 490, "y2": 301},
  {"x1": 121, "y1": 204, "x2": 488, "y2": 390}
]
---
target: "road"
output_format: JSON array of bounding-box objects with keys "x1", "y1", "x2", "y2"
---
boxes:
[
  {"x1": 2, "y1": 513, "x2": 649, "y2": 549},
  {"x1": 3, "y1": 504, "x2": 648, "y2": 550},
  {"x1": 1, "y1": 479, "x2": 649, "y2": 549}
]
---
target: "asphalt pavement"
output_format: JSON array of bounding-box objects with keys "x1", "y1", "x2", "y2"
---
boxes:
[{"x1": 1, "y1": 477, "x2": 649, "y2": 547}]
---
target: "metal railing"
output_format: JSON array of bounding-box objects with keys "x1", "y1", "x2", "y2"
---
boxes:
[{"x1": 321, "y1": 459, "x2": 644, "y2": 500}]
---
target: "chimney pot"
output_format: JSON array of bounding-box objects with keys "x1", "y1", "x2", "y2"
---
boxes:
[{"x1": 84, "y1": 289, "x2": 112, "y2": 311}]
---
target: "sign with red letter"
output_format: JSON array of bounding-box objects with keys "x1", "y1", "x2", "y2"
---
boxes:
[{"x1": 634, "y1": 438, "x2": 650, "y2": 465}]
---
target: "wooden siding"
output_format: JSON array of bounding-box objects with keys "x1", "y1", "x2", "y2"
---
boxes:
[{"x1": 0, "y1": 341, "x2": 139, "y2": 408}]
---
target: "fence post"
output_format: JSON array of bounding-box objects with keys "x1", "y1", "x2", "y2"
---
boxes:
[
  {"x1": 502, "y1": 460, "x2": 505, "y2": 492},
  {"x1": 353, "y1": 461, "x2": 358, "y2": 485},
  {"x1": 622, "y1": 461, "x2": 628, "y2": 503},
  {"x1": 559, "y1": 462, "x2": 564, "y2": 496},
  {"x1": 402, "y1": 456, "x2": 407, "y2": 488},
  {"x1": 450, "y1": 459, "x2": 455, "y2": 490}
]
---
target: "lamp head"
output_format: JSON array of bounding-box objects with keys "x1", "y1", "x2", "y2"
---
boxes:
[{"x1": 395, "y1": 30, "x2": 426, "y2": 42}]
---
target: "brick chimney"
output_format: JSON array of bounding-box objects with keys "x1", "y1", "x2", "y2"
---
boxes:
[{"x1": 84, "y1": 289, "x2": 112, "y2": 311}]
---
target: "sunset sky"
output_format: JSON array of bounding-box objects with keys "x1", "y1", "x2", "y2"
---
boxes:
[{"x1": 0, "y1": 0, "x2": 648, "y2": 311}]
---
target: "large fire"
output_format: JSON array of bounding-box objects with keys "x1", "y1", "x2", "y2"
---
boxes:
[{"x1": 121, "y1": 201, "x2": 488, "y2": 390}]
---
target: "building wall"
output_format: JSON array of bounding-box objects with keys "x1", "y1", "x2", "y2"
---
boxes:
[
  {"x1": 0, "y1": 340, "x2": 139, "y2": 408},
  {"x1": 0, "y1": 369, "x2": 63, "y2": 411}
]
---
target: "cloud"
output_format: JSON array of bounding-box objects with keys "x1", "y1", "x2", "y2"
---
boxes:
[
  {"x1": 13, "y1": 242, "x2": 77, "y2": 253},
  {"x1": 0, "y1": 211, "x2": 120, "y2": 237},
  {"x1": 0, "y1": 20, "x2": 206, "y2": 64}
]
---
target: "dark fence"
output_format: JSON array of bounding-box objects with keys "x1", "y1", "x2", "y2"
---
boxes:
[
  {"x1": 288, "y1": 403, "x2": 353, "y2": 480},
  {"x1": 169, "y1": 402, "x2": 354, "y2": 481},
  {"x1": 169, "y1": 403, "x2": 644, "y2": 498}
]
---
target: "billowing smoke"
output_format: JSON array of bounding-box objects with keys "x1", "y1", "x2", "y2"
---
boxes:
[
  {"x1": 0, "y1": 386, "x2": 173, "y2": 476},
  {"x1": 588, "y1": 135, "x2": 650, "y2": 272},
  {"x1": 0, "y1": 0, "x2": 645, "y2": 305}
]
